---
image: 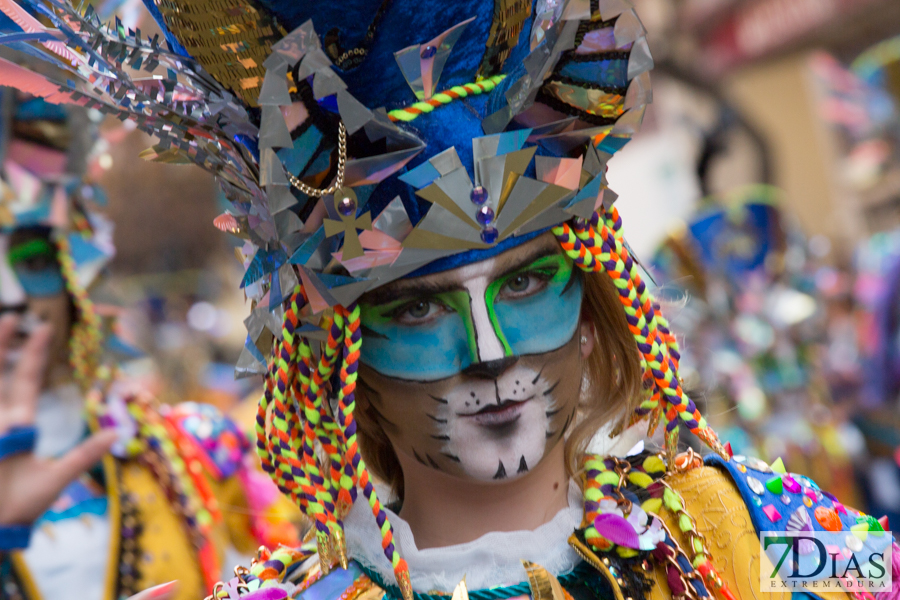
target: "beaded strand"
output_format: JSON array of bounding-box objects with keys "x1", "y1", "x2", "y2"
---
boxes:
[{"x1": 54, "y1": 231, "x2": 102, "y2": 391}]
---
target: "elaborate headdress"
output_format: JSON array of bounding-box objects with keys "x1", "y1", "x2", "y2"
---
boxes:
[
  {"x1": 0, "y1": 72, "x2": 115, "y2": 388},
  {"x1": 0, "y1": 0, "x2": 726, "y2": 592}
]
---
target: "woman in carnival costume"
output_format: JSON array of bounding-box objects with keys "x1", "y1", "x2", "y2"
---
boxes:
[
  {"x1": 1, "y1": 0, "x2": 897, "y2": 599},
  {"x1": 0, "y1": 88, "x2": 298, "y2": 599}
]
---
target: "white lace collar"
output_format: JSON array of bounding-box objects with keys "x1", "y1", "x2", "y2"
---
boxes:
[{"x1": 344, "y1": 479, "x2": 583, "y2": 593}]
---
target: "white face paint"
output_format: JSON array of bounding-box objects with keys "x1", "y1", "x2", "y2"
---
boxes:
[
  {"x1": 358, "y1": 234, "x2": 585, "y2": 481},
  {"x1": 0, "y1": 235, "x2": 27, "y2": 307}
]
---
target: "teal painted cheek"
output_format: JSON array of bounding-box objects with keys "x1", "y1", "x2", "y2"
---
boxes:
[
  {"x1": 494, "y1": 275, "x2": 583, "y2": 356},
  {"x1": 359, "y1": 313, "x2": 473, "y2": 382},
  {"x1": 14, "y1": 268, "x2": 65, "y2": 298}
]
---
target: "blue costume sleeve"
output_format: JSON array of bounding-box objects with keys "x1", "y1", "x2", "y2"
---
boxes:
[{"x1": 706, "y1": 453, "x2": 897, "y2": 599}]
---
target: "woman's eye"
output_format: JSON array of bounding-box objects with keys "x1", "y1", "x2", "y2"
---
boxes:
[
  {"x1": 408, "y1": 301, "x2": 430, "y2": 319},
  {"x1": 500, "y1": 272, "x2": 550, "y2": 299},
  {"x1": 395, "y1": 300, "x2": 445, "y2": 325},
  {"x1": 508, "y1": 274, "x2": 530, "y2": 293}
]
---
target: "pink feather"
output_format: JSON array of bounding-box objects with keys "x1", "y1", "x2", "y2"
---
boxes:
[{"x1": 0, "y1": 0, "x2": 80, "y2": 64}]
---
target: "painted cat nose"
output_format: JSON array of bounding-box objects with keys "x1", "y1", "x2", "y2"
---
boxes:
[{"x1": 462, "y1": 356, "x2": 518, "y2": 379}]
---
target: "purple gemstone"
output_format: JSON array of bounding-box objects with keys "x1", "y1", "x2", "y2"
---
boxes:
[
  {"x1": 481, "y1": 226, "x2": 499, "y2": 244},
  {"x1": 470, "y1": 186, "x2": 488, "y2": 205},
  {"x1": 337, "y1": 195, "x2": 356, "y2": 217},
  {"x1": 476, "y1": 205, "x2": 495, "y2": 226},
  {"x1": 420, "y1": 45, "x2": 437, "y2": 59}
]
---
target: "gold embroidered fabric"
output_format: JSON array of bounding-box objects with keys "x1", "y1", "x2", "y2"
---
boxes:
[
  {"x1": 152, "y1": 0, "x2": 286, "y2": 106},
  {"x1": 646, "y1": 465, "x2": 851, "y2": 600},
  {"x1": 477, "y1": 0, "x2": 531, "y2": 79}
]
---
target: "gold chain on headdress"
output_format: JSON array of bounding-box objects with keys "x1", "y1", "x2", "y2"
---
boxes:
[{"x1": 287, "y1": 121, "x2": 347, "y2": 197}]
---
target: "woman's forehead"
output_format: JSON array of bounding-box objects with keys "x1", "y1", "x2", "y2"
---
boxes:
[{"x1": 362, "y1": 233, "x2": 562, "y2": 304}]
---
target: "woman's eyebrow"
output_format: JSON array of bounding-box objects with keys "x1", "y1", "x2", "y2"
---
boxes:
[
  {"x1": 362, "y1": 279, "x2": 465, "y2": 307},
  {"x1": 492, "y1": 246, "x2": 561, "y2": 281},
  {"x1": 362, "y1": 243, "x2": 562, "y2": 307}
]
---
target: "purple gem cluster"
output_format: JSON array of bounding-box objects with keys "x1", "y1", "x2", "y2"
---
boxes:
[{"x1": 470, "y1": 186, "x2": 498, "y2": 244}]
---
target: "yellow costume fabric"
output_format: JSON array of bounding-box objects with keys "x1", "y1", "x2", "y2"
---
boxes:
[{"x1": 649, "y1": 465, "x2": 850, "y2": 600}]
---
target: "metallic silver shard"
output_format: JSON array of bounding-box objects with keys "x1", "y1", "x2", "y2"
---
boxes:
[
  {"x1": 312, "y1": 69, "x2": 347, "y2": 99},
  {"x1": 260, "y1": 148, "x2": 290, "y2": 187},
  {"x1": 517, "y1": 203, "x2": 571, "y2": 235},
  {"x1": 373, "y1": 196, "x2": 413, "y2": 240},
  {"x1": 614, "y1": 9, "x2": 645, "y2": 48},
  {"x1": 563, "y1": 195, "x2": 597, "y2": 220},
  {"x1": 598, "y1": 0, "x2": 633, "y2": 20},
  {"x1": 336, "y1": 89, "x2": 374, "y2": 135},
  {"x1": 258, "y1": 66, "x2": 293, "y2": 106},
  {"x1": 430, "y1": 167, "x2": 479, "y2": 227},
  {"x1": 612, "y1": 105, "x2": 647, "y2": 137},
  {"x1": 270, "y1": 19, "x2": 320, "y2": 64},
  {"x1": 627, "y1": 37, "x2": 654, "y2": 80},
  {"x1": 392, "y1": 17, "x2": 474, "y2": 100},
  {"x1": 343, "y1": 145, "x2": 425, "y2": 187},
  {"x1": 429, "y1": 147, "x2": 465, "y2": 177},
  {"x1": 258, "y1": 105, "x2": 293, "y2": 150},
  {"x1": 235, "y1": 345, "x2": 267, "y2": 378},
  {"x1": 562, "y1": 0, "x2": 589, "y2": 20},
  {"x1": 275, "y1": 209, "x2": 303, "y2": 239},
  {"x1": 497, "y1": 178, "x2": 571, "y2": 237},
  {"x1": 267, "y1": 184, "x2": 299, "y2": 214},
  {"x1": 296, "y1": 48, "x2": 334, "y2": 80},
  {"x1": 624, "y1": 71, "x2": 652, "y2": 111},
  {"x1": 329, "y1": 280, "x2": 374, "y2": 307}
]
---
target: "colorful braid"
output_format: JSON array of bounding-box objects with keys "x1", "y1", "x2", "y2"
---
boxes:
[
  {"x1": 553, "y1": 210, "x2": 726, "y2": 461},
  {"x1": 258, "y1": 287, "x2": 412, "y2": 600},
  {"x1": 54, "y1": 231, "x2": 102, "y2": 391},
  {"x1": 387, "y1": 75, "x2": 505, "y2": 122}
]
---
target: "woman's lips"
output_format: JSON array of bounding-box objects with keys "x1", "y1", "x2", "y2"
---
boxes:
[{"x1": 460, "y1": 397, "x2": 533, "y2": 427}]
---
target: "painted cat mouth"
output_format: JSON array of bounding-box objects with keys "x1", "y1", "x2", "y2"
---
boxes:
[{"x1": 459, "y1": 397, "x2": 534, "y2": 427}]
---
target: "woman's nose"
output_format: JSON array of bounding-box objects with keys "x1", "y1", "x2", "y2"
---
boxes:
[{"x1": 461, "y1": 356, "x2": 518, "y2": 380}]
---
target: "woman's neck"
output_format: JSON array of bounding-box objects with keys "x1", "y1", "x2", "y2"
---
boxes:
[{"x1": 397, "y1": 442, "x2": 571, "y2": 549}]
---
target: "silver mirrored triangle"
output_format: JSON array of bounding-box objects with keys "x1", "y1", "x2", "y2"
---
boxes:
[
  {"x1": 259, "y1": 105, "x2": 293, "y2": 150},
  {"x1": 627, "y1": 37, "x2": 653, "y2": 80},
  {"x1": 393, "y1": 17, "x2": 475, "y2": 100}
]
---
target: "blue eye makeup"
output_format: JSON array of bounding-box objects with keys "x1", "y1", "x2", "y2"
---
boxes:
[
  {"x1": 489, "y1": 256, "x2": 582, "y2": 358},
  {"x1": 359, "y1": 254, "x2": 583, "y2": 382},
  {"x1": 7, "y1": 238, "x2": 65, "y2": 298}
]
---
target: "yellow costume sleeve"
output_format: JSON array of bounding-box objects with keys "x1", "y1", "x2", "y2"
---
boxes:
[{"x1": 647, "y1": 465, "x2": 850, "y2": 600}]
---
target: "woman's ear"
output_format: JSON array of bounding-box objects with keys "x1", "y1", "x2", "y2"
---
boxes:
[{"x1": 579, "y1": 320, "x2": 595, "y2": 359}]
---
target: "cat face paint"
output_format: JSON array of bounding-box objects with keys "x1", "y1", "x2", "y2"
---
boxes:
[{"x1": 358, "y1": 234, "x2": 585, "y2": 481}]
